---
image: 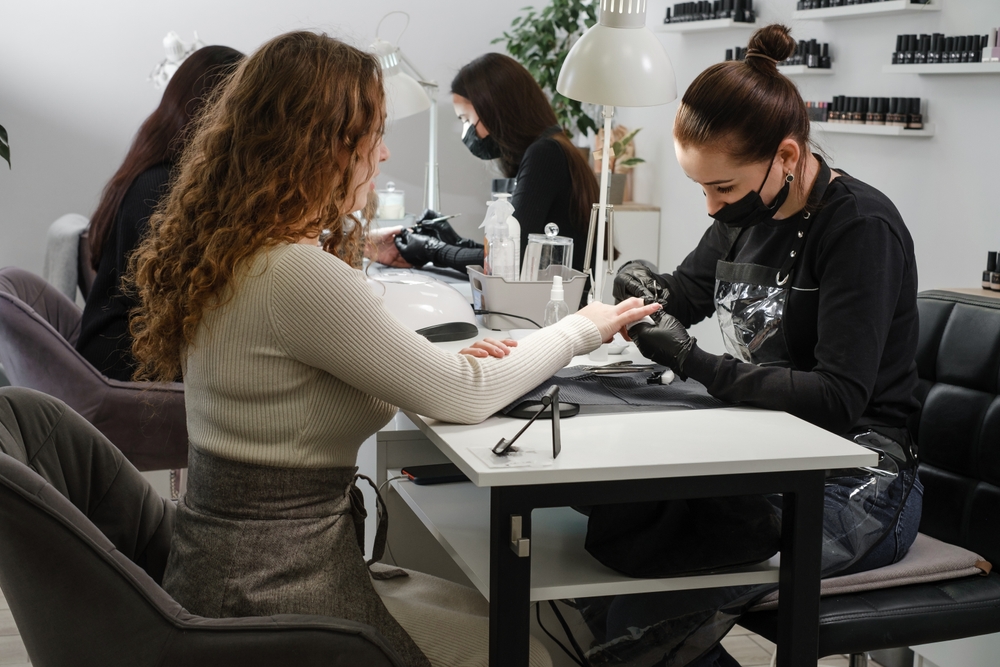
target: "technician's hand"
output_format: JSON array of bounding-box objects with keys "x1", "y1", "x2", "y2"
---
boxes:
[
  {"x1": 460, "y1": 338, "x2": 518, "y2": 359},
  {"x1": 629, "y1": 313, "x2": 696, "y2": 379},
  {"x1": 576, "y1": 297, "x2": 662, "y2": 343},
  {"x1": 366, "y1": 226, "x2": 411, "y2": 268},
  {"x1": 394, "y1": 229, "x2": 446, "y2": 267},
  {"x1": 613, "y1": 261, "x2": 671, "y2": 314},
  {"x1": 413, "y1": 209, "x2": 477, "y2": 248}
]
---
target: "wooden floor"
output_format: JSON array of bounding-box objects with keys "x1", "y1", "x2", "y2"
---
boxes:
[{"x1": 0, "y1": 584, "x2": 881, "y2": 667}]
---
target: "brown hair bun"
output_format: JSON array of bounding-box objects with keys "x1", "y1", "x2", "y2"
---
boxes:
[{"x1": 745, "y1": 24, "x2": 796, "y2": 74}]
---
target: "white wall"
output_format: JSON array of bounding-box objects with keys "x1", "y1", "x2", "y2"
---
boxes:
[{"x1": 1, "y1": 0, "x2": 997, "y2": 292}]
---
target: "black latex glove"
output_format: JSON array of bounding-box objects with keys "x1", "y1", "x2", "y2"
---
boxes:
[
  {"x1": 394, "y1": 229, "x2": 446, "y2": 266},
  {"x1": 630, "y1": 314, "x2": 697, "y2": 380},
  {"x1": 613, "y1": 261, "x2": 670, "y2": 318},
  {"x1": 413, "y1": 209, "x2": 478, "y2": 249}
]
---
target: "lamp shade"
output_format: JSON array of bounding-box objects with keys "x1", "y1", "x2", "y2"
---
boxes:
[
  {"x1": 556, "y1": 0, "x2": 677, "y2": 107},
  {"x1": 373, "y1": 39, "x2": 431, "y2": 121}
]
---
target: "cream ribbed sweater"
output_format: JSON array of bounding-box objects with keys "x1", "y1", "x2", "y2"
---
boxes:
[{"x1": 183, "y1": 243, "x2": 602, "y2": 468}]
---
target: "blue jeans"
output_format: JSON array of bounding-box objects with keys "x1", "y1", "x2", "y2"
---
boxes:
[{"x1": 577, "y1": 468, "x2": 924, "y2": 666}]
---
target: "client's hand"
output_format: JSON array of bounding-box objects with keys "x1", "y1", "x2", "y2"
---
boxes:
[
  {"x1": 612, "y1": 261, "x2": 670, "y2": 314},
  {"x1": 394, "y1": 229, "x2": 447, "y2": 267},
  {"x1": 629, "y1": 313, "x2": 696, "y2": 379},
  {"x1": 460, "y1": 337, "x2": 518, "y2": 359},
  {"x1": 366, "y1": 226, "x2": 411, "y2": 268},
  {"x1": 576, "y1": 297, "x2": 662, "y2": 343}
]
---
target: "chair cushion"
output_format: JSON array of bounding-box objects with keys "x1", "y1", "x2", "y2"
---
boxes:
[
  {"x1": 739, "y1": 571, "x2": 1000, "y2": 657},
  {"x1": 749, "y1": 533, "x2": 990, "y2": 611}
]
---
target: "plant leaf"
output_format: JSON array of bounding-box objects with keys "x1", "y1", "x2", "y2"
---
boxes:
[
  {"x1": 620, "y1": 158, "x2": 645, "y2": 167},
  {"x1": 0, "y1": 124, "x2": 9, "y2": 168}
]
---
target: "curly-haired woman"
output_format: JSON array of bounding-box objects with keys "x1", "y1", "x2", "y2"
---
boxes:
[{"x1": 127, "y1": 31, "x2": 658, "y2": 667}]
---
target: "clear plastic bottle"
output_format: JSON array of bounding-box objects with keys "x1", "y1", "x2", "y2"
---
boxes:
[
  {"x1": 543, "y1": 275, "x2": 570, "y2": 327},
  {"x1": 481, "y1": 194, "x2": 519, "y2": 281}
]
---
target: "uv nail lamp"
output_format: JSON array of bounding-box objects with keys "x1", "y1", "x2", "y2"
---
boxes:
[{"x1": 368, "y1": 270, "x2": 478, "y2": 342}]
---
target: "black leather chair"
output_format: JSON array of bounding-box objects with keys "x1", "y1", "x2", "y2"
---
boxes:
[
  {"x1": 740, "y1": 290, "x2": 1000, "y2": 661},
  {"x1": 0, "y1": 387, "x2": 403, "y2": 667}
]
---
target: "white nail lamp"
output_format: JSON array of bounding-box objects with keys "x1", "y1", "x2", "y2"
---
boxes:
[{"x1": 556, "y1": 0, "x2": 677, "y2": 302}]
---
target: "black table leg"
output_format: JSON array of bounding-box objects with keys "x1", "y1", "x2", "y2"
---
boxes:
[
  {"x1": 489, "y1": 487, "x2": 532, "y2": 666},
  {"x1": 775, "y1": 470, "x2": 826, "y2": 667}
]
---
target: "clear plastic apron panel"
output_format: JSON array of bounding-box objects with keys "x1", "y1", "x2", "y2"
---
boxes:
[
  {"x1": 715, "y1": 277, "x2": 789, "y2": 366},
  {"x1": 554, "y1": 462, "x2": 913, "y2": 666}
]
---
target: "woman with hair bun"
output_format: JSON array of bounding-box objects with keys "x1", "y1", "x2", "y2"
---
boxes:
[{"x1": 597, "y1": 24, "x2": 923, "y2": 666}]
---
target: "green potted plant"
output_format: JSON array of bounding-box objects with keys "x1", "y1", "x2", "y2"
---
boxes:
[
  {"x1": 492, "y1": 0, "x2": 598, "y2": 137},
  {"x1": 594, "y1": 126, "x2": 644, "y2": 204}
]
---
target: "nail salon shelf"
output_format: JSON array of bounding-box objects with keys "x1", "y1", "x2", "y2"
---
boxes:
[
  {"x1": 882, "y1": 62, "x2": 1000, "y2": 74},
  {"x1": 656, "y1": 19, "x2": 757, "y2": 34},
  {"x1": 792, "y1": 0, "x2": 940, "y2": 22},
  {"x1": 812, "y1": 121, "x2": 936, "y2": 137},
  {"x1": 778, "y1": 65, "x2": 835, "y2": 75}
]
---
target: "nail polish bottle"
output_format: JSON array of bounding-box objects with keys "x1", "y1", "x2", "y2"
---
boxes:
[
  {"x1": 808, "y1": 39, "x2": 820, "y2": 68},
  {"x1": 874, "y1": 98, "x2": 888, "y2": 125},
  {"x1": 915, "y1": 34, "x2": 927, "y2": 65},
  {"x1": 734, "y1": 0, "x2": 745, "y2": 23},
  {"x1": 892, "y1": 35, "x2": 902, "y2": 64},
  {"x1": 853, "y1": 97, "x2": 864, "y2": 125},
  {"x1": 864, "y1": 97, "x2": 877, "y2": 125},
  {"x1": 932, "y1": 33, "x2": 944, "y2": 63},
  {"x1": 903, "y1": 35, "x2": 915, "y2": 64},
  {"x1": 906, "y1": 98, "x2": 923, "y2": 130},
  {"x1": 984, "y1": 252, "x2": 997, "y2": 290},
  {"x1": 947, "y1": 36, "x2": 957, "y2": 63},
  {"x1": 886, "y1": 98, "x2": 900, "y2": 127},
  {"x1": 827, "y1": 98, "x2": 838, "y2": 123},
  {"x1": 981, "y1": 34, "x2": 989, "y2": 62},
  {"x1": 992, "y1": 260, "x2": 1000, "y2": 292},
  {"x1": 821, "y1": 43, "x2": 831, "y2": 68}
]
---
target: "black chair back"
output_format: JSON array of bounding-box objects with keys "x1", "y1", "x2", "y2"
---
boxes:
[{"x1": 913, "y1": 291, "x2": 1000, "y2": 565}]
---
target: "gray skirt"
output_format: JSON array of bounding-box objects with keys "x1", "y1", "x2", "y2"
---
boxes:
[{"x1": 162, "y1": 446, "x2": 430, "y2": 667}]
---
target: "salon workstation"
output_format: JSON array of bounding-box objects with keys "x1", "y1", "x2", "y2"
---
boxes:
[{"x1": 1, "y1": 1, "x2": 999, "y2": 667}]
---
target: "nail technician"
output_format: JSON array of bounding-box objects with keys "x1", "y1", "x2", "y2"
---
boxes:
[
  {"x1": 394, "y1": 53, "x2": 599, "y2": 273},
  {"x1": 604, "y1": 25, "x2": 923, "y2": 665}
]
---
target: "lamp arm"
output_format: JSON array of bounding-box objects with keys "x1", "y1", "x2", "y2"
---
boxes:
[{"x1": 594, "y1": 105, "x2": 615, "y2": 303}]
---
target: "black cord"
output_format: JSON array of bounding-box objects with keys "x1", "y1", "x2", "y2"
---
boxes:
[
  {"x1": 474, "y1": 309, "x2": 542, "y2": 329},
  {"x1": 535, "y1": 602, "x2": 587, "y2": 667},
  {"x1": 549, "y1": 600, "x2": 592, "y2": 666}
]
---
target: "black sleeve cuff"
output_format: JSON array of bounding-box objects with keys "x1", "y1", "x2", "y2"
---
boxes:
[{"x1": 682, "y1": 343, "x2": 723, "y2": 387}]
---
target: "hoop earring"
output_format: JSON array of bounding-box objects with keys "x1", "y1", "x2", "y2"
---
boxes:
[{"x1": 785, "y1": 173, "x2": 794, "y2": 184}]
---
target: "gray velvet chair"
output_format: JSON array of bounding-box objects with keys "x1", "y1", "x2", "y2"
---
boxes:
[
  {"x1": 0, "y1": 266, "x2": 186, "y2": 471},
  {"x1": 0, "y1": 387, "x2": 403, "y2": 667}
]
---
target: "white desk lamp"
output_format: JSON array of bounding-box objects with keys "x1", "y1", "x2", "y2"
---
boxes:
[
  {"x1": 373, "y1": 12, "x2": 440, "y2": 212},
  {"x1": 556, "y1": 0, "x2": 677, "y2": 302}
]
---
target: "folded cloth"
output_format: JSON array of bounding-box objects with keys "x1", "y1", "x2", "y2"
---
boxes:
[
  {"x1": 750, "y1": 533, "x2": 992, "y2": 611},
  {"x1": 501, "y1": 365, "x2": 730, "y2": 414}
]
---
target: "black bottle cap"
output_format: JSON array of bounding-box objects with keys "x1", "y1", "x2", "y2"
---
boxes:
[
  {"x1": 973, "y1": 35, "x2": 981, "y2": 52},
  {"x1": 822, "y1": 43, "x2": 829, "y2": 57},
  {"x1": 881, "y1": 97, "x2": 890, "y2": 114},
  {"x1": 959, "y1": 36, "x2": 967, "y2": 52},
  {"x1": 869, "y1": 97, "x2": 878, "y2": 111},
  {"x1": 910, "y1": 98, "x2": 921, "y2": 114},
  {"x1": 921, "y1": 34, "x2": 931, "y2": 52},
  {"x1": 895, "y1": 34, "x2": 903, "y2": 51},
  {"x1": 946, "y1": 36, "x2": 955, "y2": 51},
  {"x1": 989, "y1": 251, "x2": 997, "y2": 273},
  {"x1": 889, "y1": 97, "x2": 899, "y2": 114}
]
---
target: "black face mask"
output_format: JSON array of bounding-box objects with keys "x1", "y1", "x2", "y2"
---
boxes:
[
  {"x1": 711, "y1": 161, "x2": 793, "y2": 229},
  {"x1": 462, "y1": 120, "x2": 502, "y2": 161}
]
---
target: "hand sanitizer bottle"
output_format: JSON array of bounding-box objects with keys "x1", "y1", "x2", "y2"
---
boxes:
[{"x1": 543, "y1": 275, "x2": 570, "y2": 327}]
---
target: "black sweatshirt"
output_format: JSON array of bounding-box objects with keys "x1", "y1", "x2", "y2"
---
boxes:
[
  {"x1": 663, "y1": 163, "x2": 920, "y2": 436},
  {"x1": 435, "y1": 135, "x2": 590, "y2": 273},
  {"x1": 77, "y1": 163, "x2": 171, "y2": 381}
]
